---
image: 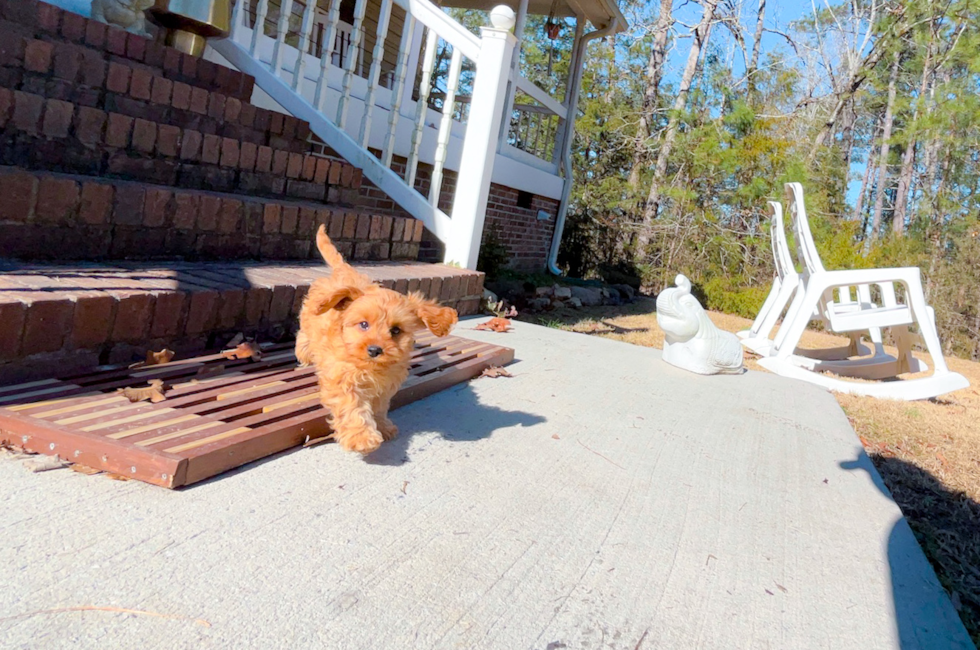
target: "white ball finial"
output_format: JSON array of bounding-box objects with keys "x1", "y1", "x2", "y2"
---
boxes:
[{"x1": 489, "y1": 5, "x2": 516, "y2": 30}]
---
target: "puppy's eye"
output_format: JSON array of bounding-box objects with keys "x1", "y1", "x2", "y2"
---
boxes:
[
  {"x1": 390, "y1": 326, "x2": 401, "y2": 336},
  {"x1": 358, "y1": 321, "x2": 369, "y2": 331}
]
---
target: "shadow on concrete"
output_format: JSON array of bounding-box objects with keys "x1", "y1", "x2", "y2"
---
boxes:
[
  {"x1": 839, "y1": 454, "x2": 978, "y2": 648},
  {"x1": 365, "y1": 381, "x2": 546, "y2": 467}
]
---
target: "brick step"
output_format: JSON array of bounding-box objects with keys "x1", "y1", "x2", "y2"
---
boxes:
[
  {"x1": 0, "y1": 166, "x2": 423, "y2": 263},
  {"x1": 0, "y1": 85, "x2": 362, "y2": 206},
  {"x1": 1, "y1": 0, "x2": 253, "y2": 103},
  {"x1": 0, "y1": 259, "x2": 485, "y2": 383},
  {"x1": 4, "y1": 42, "x2": 314, "y2": 157}
]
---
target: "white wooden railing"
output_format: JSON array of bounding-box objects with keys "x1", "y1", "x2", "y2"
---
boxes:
[{"x1": 215, "y1": 0, "x2": 526, "y2": 269}]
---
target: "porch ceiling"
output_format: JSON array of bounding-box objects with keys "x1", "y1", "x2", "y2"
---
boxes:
[{"x1": 439, "y1": 0, "x2": 626, "y2": 32}]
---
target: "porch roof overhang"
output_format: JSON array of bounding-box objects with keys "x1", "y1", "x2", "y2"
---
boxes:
[{"x1": 440, "y1": 0, "x2": 626, "y2": 32}]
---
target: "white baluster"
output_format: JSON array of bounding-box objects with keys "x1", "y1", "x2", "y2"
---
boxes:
[
  {"x1": 314, "y1": 0, "x2": 342, "y2": 111},
  {"x1": 406, "y1": 28, "x2": 438, "y2": 189},
  {"x1": 250, "y1": 0, "x2": 270, "y2": 56},
  {"x1": 382, "y1": 15, "x2": 416, "y2": 168},
  {"x1": 230, "y1": 0, "x2": 246, "y2": 41},
  {"x1": 531, "y1": 110, "x2": 543, "y2": 156},
  {"x1": 428, "y1": 48, "x2": 462, "y2": 206},
  {"x1": 358, "y1": 0, "x2": 394, "y2": 148},
  {"x1": 270, "y1": 0, "x2": 295, "y2": 76},
  {"x1": 336, "y1": 0, "x2": 369, "y2": 129},
  {"x1": 291, "y1": 0, "x2": 317, "y2": 90}
]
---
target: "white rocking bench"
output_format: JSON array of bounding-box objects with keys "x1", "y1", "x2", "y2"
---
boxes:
[
  {"x1": 738, "y1": 200, "x2": 874, "y2": 361},
  {"x1": 751, "y1": 183, "x2": 969, "y2": 400}
]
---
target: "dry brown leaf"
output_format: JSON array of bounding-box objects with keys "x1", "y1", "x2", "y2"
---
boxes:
[
  {"x1": 551, "y1": 434, "x2": 560, "y2": 440},
  {"x1": 480, "y1": 366, "x2": 512, "y2": 379},
  {"x1": 400, "y1": 480, "x2": 409, "y2": 495},
  {"x1": 70, "y1": 464, "x2": 103, "y2": 476},
  {"x1": 104, "y1": 472, "x2": 131, "y2": 481},
  {"x1": 475, "y1": 317, "x2": 512, "y2": 333},
  {"x1": 223, "y1": 341, "x2": 263, "y2": 361},
  {"x1": 118, "y1": 379, "x2": 167, "y2": 403},
  {"x1": 129, "y1": 348, "x2": 175, "y2": 369}
]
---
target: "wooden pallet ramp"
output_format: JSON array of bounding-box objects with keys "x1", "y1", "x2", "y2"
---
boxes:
[{"x1": 0, "y1": 334, "x2": 513, "y2": 488}]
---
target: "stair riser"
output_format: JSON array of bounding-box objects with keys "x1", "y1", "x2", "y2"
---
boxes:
[
  {"x1": 0, "y1": 87, "x2": 363, "y2": 206},
  {"x1": 0, "y1": 263, "x2": 484, "y2": 383},
  {"x1": 0, "y1": 167, "x2": 423, "y2": 263},
  {"x1": 0, "y1": 1, "x2": 253, "y2": 102}
]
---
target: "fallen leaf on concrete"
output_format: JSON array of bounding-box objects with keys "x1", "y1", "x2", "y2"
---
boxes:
[
  {"x1": 223, "y1": 341, "x2": 263, "y2": 361},
  {"x1": 70, "y1": 464, "x2": 103, "y2": 476},
  {"x1": 765, "y1": 589, "x2": 775, "y2": 596},
  {"x1": 551, "y1": 434, "x2": 560, "y2": 440},
  {"x1": 479, "y1": 366, "x2": 512, "y2": 379},
  {"x1": 118, "y1": 379, "x2": 167, "y2": 403},
  {"x1": 775, "y1": 582, "x2": 788, "y2": 593},
  {"x1": 475, "y1": 317, "x2": 512, "y2": 332},
  {"x1": 401, "y1": 481, "x2": 409, "y2": 495},
  {"x1": 23, "y1": 457, "x2": 67, "y2": 473}
]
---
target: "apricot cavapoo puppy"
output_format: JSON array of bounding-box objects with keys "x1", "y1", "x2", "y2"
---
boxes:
[{"x1": 296, "y1": 225, "x2": 458, "y2": 454}]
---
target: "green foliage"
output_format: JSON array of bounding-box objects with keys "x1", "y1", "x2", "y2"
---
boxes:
[
  {"x1": 476, "y1": 225, "x2": 511, "y2": 281},
  {"x1": 553, "y1": 0, "x2": 980, "y2": 359}
]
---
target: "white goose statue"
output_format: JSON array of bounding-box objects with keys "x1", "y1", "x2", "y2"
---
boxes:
[{"x1": 656, "y1": 274, "x2": 744, "y2": 375}]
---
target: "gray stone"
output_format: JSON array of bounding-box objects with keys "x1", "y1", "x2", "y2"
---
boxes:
[
  {"x1": 567, "y1": 297, "x2": 583, "y2": 308},
  {"x1": 554, "y1": 287, "x2": 572, "y2": 299},
  {"x1": 612, "y1": 283, "x2": 636, "y2": 301},
  {"x1": 535, "y1": 286, "x2": 554, "y2": 297},
  {"x1": 570, "y1": 285, "x2": 603, "y2": 306},
  {"x1": 528, "y1": 297, "x2": 551, "y2": 310}
]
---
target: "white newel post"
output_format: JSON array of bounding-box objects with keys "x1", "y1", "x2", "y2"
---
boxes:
[{"x1": 442, "y1": 8, "x2": 518, "y2": 270}]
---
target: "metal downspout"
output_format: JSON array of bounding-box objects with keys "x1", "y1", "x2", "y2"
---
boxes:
[{"x1": 547, "y1": 16, "x2": 619, "y2": 276}]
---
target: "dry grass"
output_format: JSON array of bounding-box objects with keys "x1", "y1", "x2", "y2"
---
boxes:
[{"x1": 525, "y1": 298, "x2": 980, "y2": 643}]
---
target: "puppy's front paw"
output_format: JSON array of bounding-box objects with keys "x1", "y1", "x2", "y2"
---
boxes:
[
  {"x1": 378, "y1": 418, "x2": 399, "y2": 441},
  {"x1": 339, "y1": 429, "x2": 384, "y2": 454}
]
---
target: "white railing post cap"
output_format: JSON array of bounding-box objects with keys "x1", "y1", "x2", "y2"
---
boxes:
[{"x1": 489, "y1": 5, "x2": 516, "y2": 30}]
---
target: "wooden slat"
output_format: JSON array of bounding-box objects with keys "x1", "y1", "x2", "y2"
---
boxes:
[{"x1": 0, "y1": 334, "x2": 513, "y2": 488}]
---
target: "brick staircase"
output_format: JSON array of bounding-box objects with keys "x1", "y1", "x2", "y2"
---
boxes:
[{"x1": 0, "y1": 1, "x2": 484, "y2": 382}]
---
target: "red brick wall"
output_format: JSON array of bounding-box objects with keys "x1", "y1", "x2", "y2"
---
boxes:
[
  {"x1": 482, "y1": 186, "x2": 559, "y2": 272},
  {"x1": 0, "y1": 166, "x2": 423, "y2": 262},
  {"x1": 350, "y1": 150, "x2": 561, "y2": 272}
]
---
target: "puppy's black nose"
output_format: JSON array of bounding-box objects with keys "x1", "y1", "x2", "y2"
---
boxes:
[{"x1": 367, "y1": 345, "x2": 383, "y2": 358}]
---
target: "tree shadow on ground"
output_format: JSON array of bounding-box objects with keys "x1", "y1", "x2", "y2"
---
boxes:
[
  {"x1": 840, "y1": 454, "x2": 979, "y2": 647},
  {"x1": 364, "y1": 380, "x2": 546, "y2": 467}
]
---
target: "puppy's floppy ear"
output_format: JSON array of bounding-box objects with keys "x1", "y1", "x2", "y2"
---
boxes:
[
  {"x1": 409, "y1": 293, "x2": 458, "y2": 337},
  {"x1": 314, "y1": 286, "x2": 363, "y2": 314}
]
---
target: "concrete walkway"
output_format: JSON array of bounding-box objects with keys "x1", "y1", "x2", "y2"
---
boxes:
[{"x1": 0, "y1": 321, "x2": 972, "y2": 649}]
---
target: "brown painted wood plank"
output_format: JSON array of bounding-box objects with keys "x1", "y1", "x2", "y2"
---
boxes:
[
  {"x1": 0, "y1": 335, "x2": 513, "y2": 489},
  {"x1": 0, "y1": 409, "x2": 187, "y2": 487}
]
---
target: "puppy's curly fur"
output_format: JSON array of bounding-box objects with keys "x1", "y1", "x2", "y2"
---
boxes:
[{"x1": 297, "y1": 225, "x2": 458, "y2": 454}]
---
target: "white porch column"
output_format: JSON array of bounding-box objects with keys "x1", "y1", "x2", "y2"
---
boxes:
[
  {"x1": 442, "y1": 10, "x2": 518, "y2": 270},
  {"x1": 496, "y1": 0, "x2": 529, "y2": 150}
]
